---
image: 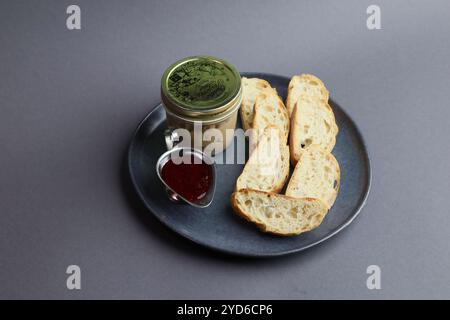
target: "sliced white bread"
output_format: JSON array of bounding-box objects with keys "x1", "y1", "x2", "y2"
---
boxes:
[
  {"x1": 236, "y1": 126, "x2": 289, "y2": 193},
  {"x1": 286, "y1": 145, "x2": 340, "y2": 209},
  {"x1": 286, "y1": 74, "x2": 329, "y2": 116},
  {"x1": 252, "y1": 92, "x2": 290, "y2": 145},
  {"x1": 231, "y1": 189, "x2": 329, "y2": 236},
  {"x1": 289, "y1": 95, "x2": 338, "y2": 164},
  {"x1": 240, "y1": 77, "x2": 277, "y2": 131}
]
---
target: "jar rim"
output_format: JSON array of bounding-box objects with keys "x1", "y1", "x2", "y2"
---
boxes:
[{"x1": 163, "y1": 87, "x2": 242, "y2": 125}]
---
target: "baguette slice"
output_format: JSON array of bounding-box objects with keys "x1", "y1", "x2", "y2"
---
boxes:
[
  {"x1": 286, "y1": 145, "x2": 340, "y2": 209},
  {"x1": 236, "y1": 126, "x2": 289, "y2": 193},
  {"x1": 231, "y1": 189, "x2": 328, "y2": 236},
  {"x1": 286, "y1": 74, "x2": 329, "y2": 116},
  {"x1": 240, "y1": 77, "x2": 277, "y2": 131},
  {"x1": 290, "y1": 96, "x2": 338, "y2": 164},
  {"x1": 252, "y1": 93, "x2": 290, "y2": 145}
]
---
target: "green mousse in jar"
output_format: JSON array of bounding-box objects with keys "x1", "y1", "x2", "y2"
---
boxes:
[{"x1": 161, "y1": 56, "x2": 242, "y2": 154}]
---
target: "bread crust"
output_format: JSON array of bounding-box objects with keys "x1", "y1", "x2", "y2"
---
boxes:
[
  {"x1": 236, "y1": 126, "x2": 289, "y2": 193},
  {"x1": 286, "y1": 145, "x2": 341, "y2": 209},
  {"x1": 253, "y1": 93, "x2": 290, "y2": 145},
  {"x1": 289, "y1": 96, "x2": 338, "y2": 165},
  {"x1": 230, "y1": 189, "x2": 328, "y2": 236},
  {"x1": 240, "y1": 77, "x2": 277, "y2": 131},
  {"x1": 286, "y1": 74, "x2": 330, "y2": 116}
]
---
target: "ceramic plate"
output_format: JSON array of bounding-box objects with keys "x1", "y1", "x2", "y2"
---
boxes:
[{"x1": 128, "y1": 73, "x2": 371, "y2": 257}]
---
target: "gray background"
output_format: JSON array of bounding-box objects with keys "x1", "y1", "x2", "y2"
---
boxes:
[{"x1": 1, "y1": 0, "x2": 449, "y2": 299}]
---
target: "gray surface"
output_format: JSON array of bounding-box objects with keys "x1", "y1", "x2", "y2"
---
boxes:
[{"x1": 1, "y1": 0, "x2": 449, "y2": 299}]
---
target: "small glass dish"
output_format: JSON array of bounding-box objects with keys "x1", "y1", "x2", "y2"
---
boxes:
[{"x1": 156, "y1": 147, "x2": 216, "y2": 208}]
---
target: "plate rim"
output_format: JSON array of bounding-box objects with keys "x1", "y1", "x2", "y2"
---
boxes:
[{"x1": 127, "y1": 73, "x2": 372, "y2": 258}]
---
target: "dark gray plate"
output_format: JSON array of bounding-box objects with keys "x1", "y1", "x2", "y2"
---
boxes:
[{"x1": 128, "y1": 73, "x2": 371, "y2": 257}]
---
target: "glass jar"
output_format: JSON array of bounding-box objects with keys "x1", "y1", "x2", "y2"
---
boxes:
[{"x1": 161, "y1": 56, "x2": 242, "y2": 154}]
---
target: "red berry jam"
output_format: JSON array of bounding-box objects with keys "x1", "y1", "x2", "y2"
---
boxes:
[{"x1": 161, "y1": 155, "x2": 213, "y2": 203}]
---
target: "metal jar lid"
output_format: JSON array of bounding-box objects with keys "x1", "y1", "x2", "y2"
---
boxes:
[{"x1": 161, "y1": 56, "x2": 242, "y2": 120}]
